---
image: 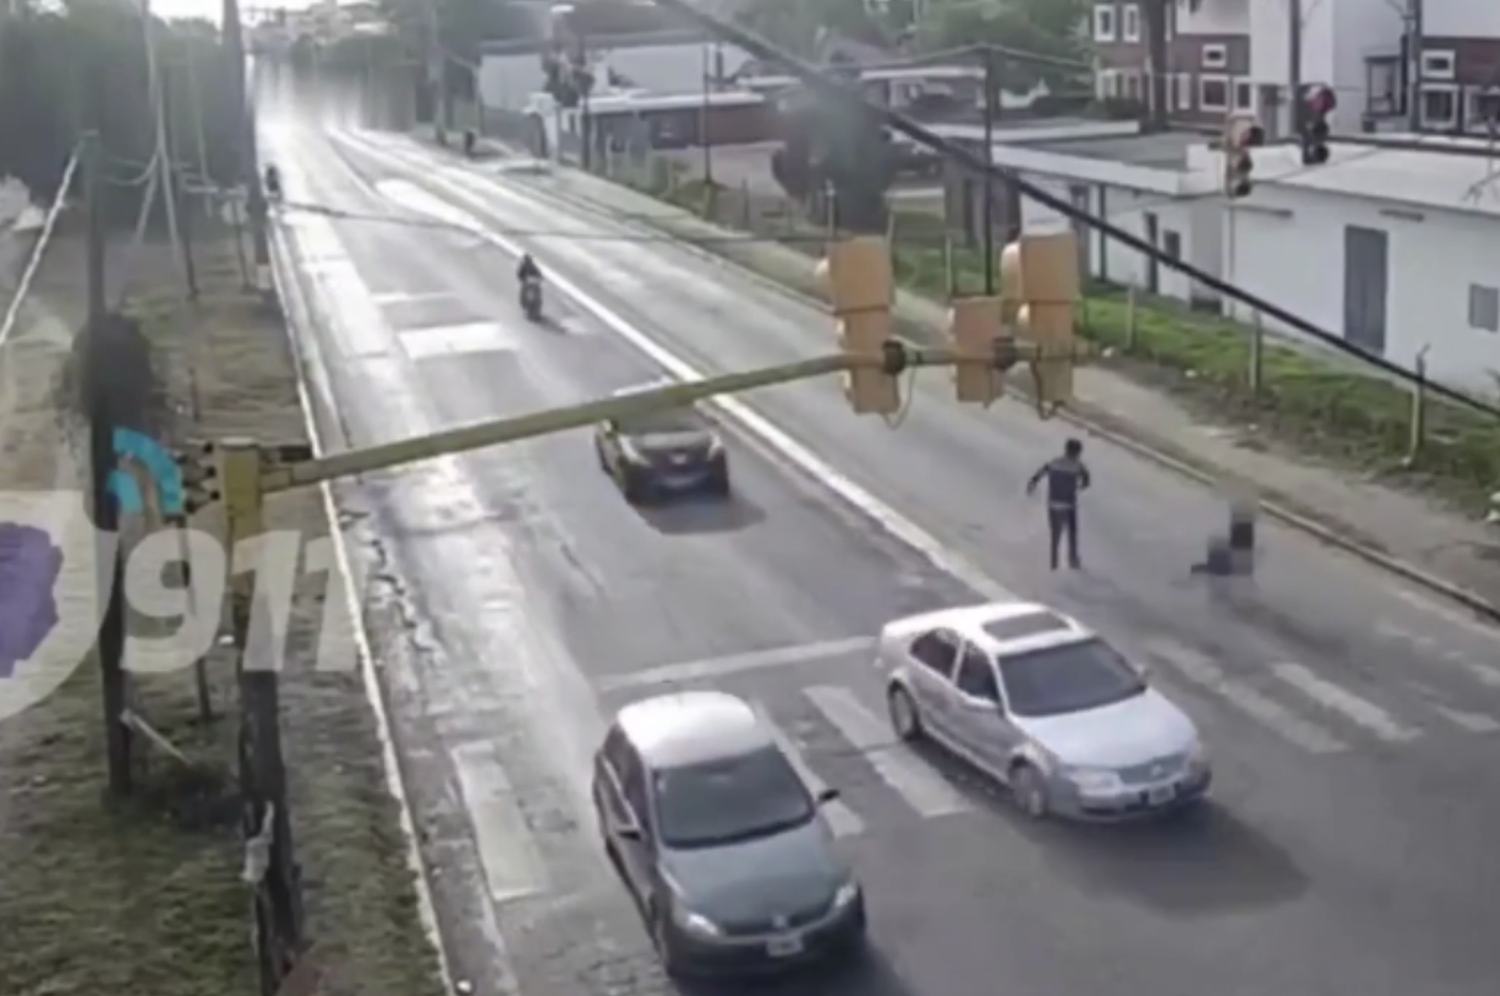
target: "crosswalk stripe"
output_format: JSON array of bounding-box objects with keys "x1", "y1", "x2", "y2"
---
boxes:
[
  {"x1": 803, "y1": 685, "x2": 971, "y2": 819},
  {"x1": 451, "y1": 742, "x2": 548, "y2": 905},
  {"x1": 1145, "y1": 640, "x2": 1348, "y2": 754},
  {"x1": 757, "y1": 703, "x2": 865, "y2": 838},
  {"x1": 1269, "y1": 663, "x2": 1422, "y2": 743}
]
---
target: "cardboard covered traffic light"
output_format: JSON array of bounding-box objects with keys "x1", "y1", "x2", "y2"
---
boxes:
[
  {"x1": 948, "y1": 296, "x2": 1006, "y2": 405},
  {"x1": 175, "y1": 441, "x2": 219, "y2": 515},
  {"x1": 1223, "y1": 115, "x2": 1263, "y2": 198},
  {"x1": 1000, "y1": 233, "x2": 1080, "y2": 412},
  {"x1": 821, "y1": 236, "x2": 899, "y2": 415}
]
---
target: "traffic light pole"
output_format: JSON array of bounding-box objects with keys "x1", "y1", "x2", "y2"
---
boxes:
[
  {"x1": 1288, "y1": 0, "x2": 1303, "y2": 137},
  {"x1": 981, "y1": 47, "x2": 996, "y2": 295}
]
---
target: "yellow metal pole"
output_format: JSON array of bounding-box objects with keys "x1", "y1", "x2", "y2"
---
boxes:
[{"x1": 220, "y1": 437, "x2": 265, "y2": 642}]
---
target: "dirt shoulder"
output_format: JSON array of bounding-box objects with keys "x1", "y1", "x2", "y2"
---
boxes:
[{"x1": 0, "y1": 230, "x2": 444, "y2": 996}]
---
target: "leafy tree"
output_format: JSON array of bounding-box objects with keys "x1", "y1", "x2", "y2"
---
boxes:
[
  {"x1": 915, "y1": 0, "x2": 1090, "y2": 95},
  {"x1": 734, "y1": 0, "x2": 887, "y2": 59},
  {"x1": 0, "y1": 1, "x2": 237, "y2": 224}
]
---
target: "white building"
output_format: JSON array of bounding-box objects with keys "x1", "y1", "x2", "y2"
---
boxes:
[{"x1": 985, "y1": 126, "x2": 1500, "y2": 392}]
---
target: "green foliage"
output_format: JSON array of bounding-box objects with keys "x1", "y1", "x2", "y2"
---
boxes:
[
  {"x1": 734, "y1": 0, "x2": 888, "y2": 58},
  {"x1": 915, "y1": 0, "x2": 1091, "y2": 92},
  {"x1": 0, "y1": 4, "x2": 237, "y2": 223}
]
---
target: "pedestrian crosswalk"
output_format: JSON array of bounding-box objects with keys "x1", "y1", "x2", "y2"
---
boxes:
[{"x1": 589, "y1": 632, "x2": 1500, "y2": 837}]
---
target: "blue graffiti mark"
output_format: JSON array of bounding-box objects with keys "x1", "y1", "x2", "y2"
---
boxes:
[{"x1": 110, "y1": 428, "x2": 184, "y2": 516}]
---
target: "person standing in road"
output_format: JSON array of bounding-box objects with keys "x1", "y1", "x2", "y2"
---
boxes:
[{"x1": 1026, "y1": 438, "x2": 1090, "y2": 570}]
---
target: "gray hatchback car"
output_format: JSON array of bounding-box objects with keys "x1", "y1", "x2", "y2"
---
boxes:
[{"x1": 592, "y1": 691, "x2": 867, "y2": 977}]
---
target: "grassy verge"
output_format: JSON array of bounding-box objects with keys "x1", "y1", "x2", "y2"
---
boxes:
[
  {"x1": 650, "y1": 176, "x2": 1500, "y2": 508},
  {"x1": 0, "y1": 234, "x2": 443, "y2": 996}
]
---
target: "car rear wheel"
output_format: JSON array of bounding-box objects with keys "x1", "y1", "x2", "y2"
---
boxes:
[
  {"x1": 1010, "y1": 762, "x2": 1048, "y2": 820},
  {"x1": 887, "y1": 685, "x2": 923, "y2": 741}
]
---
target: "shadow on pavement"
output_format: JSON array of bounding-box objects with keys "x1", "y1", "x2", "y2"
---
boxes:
[
  {"x1": 636, "y1": 493, "x2": 766, "y2": 535},
  {"x1": 913, "y1": 742, "x2": 1308, "y2": 916}
]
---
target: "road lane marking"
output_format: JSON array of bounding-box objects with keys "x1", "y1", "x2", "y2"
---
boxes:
[
  {"x1": 803, "y1": 685, "x2": 971, "y2": 819},
  {"x1": 1269, "y1": 662, "x2": 1422, "y2": 743},
  {"x1": 757, "y1": 702, "x2": 865, "y2": 838},
  {"x1": 451, "y1": 742, "x2": 549, "y2": 904},
  {"x1": 333, "y1": 132, "x2": 1019, "y2": 611},
  {"x1": 1429, "y1": 705, "x2": 1500, "y2": 734},
  {"x1": 372, "y1": 290, "x2": 452, "y2": 305},
  {"x1": 1144, "y1": 640, "x2": 1347, "y2": 754},
  {"x1": 398, "y1": 321, "x2": 520, "y2": 359},
  {"x1": 596, "y1": 637, "x2": 876, "y2": 692}
]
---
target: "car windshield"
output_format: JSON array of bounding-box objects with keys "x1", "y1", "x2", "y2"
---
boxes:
[
  {"x1": 616, "y1": 407, "x2": 706, "y2": 436},
  {"x1": 997, "y1": 638, "x2": 1147, "y2": 718},
  {"x1": 652, "y1": 746, "x2": 815, "y2": 849}
]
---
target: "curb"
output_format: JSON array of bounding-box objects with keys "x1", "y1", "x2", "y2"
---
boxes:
[{"x1": 467, "y1": 155, "x2": 1500, "y2": 628}]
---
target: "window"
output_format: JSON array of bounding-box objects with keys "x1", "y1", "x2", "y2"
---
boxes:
[
  {"x1": 1093, "y1": 3, "x2": 1116, "y2": 42},
  {"x1": 1123, "y1": 71, "x2": 1141, "y2": 101},
  {"x1": 616, "y1": 406, "x2": 707, "y2": 435},
  {"x1": 1199, "y1": 75, "x2": 1229, "y2": 112},
  {"x1": 909, "y1": 630, "x2": 959, "y2": 676},
  {"x1": 955, "y1": 645, "x2": 1000, "y2": 701},
  {"x1": 997, "y1": 638, "x2": 1147, "y2": 718},
  {"x1": 1201, "y1": 44, "x2": 1227, "y2": 70},
  {"x1": 1468, "y1": 89, "x2": 1500, "y2": 130},
  {"x1": 1420, "y1": 49, "x2": 1455, "y2": 81},
  {"x1": 1096, "y1": 69, "x2": 1119, "y2": 100},
  {"x1": 1469, "y1": 285, "x2": 1499, "y2": 333},
  {"x1": 1122, "y1": 3, "x2": 1140, "y2": 42},
  {"x1": 618, "y1": 744, "x2": 650, "y2": 830},
  {"x1": 1234, "y1": 80, "x2": 1254, "y2": 112},
  {"x1": 1421, "y1": 85, "x2": 1458, "y2": 128},
  {"x1": 1174, "y1": 73, "x2": 1193, "y2": 111},
  {"x1": 651, "y1": 747, "x2": 815, "y2": 849}
]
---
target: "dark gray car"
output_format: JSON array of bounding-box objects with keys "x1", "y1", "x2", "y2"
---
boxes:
[
  {"x1": 594, "y1": 386, "x2": 729, "y2": 502},
  {"x1": 592, "y1": 691, "x2": 866, "y2": 977}
]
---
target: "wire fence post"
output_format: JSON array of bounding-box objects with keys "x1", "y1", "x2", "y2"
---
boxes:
[
  {"x1": 1407, "y1": 345, "x2": 1430, "y2": 465},
  {"x1": 1248, "y1": 309, "x2": 1264, "y2": 400},
  {"x1": 1124, "y1": 285, "x2": 1137, "y2": 352}
]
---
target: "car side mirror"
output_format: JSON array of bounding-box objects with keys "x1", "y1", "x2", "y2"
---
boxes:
[{"x1": 816, "y1": 787, "x2": 840, "y2": 805}]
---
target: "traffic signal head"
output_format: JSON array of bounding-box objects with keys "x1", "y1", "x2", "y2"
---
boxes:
[
  {"x1": 1001, "y1": 233, "x2": 1081, "y2": 414},
  {"x1": 1223, "y1": 117, "x2": 1263, "y2": 198},
  {"x1": 948, "y1": 296, "x2": 1006, "y2": 406},
  {"x1": 175, "y1": 441, "x2": 219, "y2": 514},
  {"x1": 823, "y1": 236, "x2": 900, "y2": 415},
  {"x1": 1301, "y1": 85, "x2": 1335, "y2": 165}
]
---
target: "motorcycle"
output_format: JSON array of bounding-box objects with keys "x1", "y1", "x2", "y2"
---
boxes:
[{"x1": 520, "y1": 275, "x2": 543, "y2": 321}]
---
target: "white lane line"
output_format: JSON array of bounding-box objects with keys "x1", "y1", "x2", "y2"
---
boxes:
[
  {"x1": 451, "y1": 742, "x2": 549, "y2": 905},
  {"x1": 334, "y1": 133, "x2": 1018, "y2": 609},
  {"x1": 1145, "y1": 640, "x2": 1348, "y2": 754},
  {"x1": 596, "y1": 637, "x2": 876, "y2": 692},
  {"x1": 803, "y1": 685, "x2": 970, "y2": 819},
  {"x1": 758, "y1": 702, "x2": 865, "y2": 838},
  {"x1": 1374, "y1": 621, "x2": 1500, "y2": 689},
  {"x1": 1270, "y1": 662, "x2": 1422, "y2": 743},
  {"x1": 372, "y1": 290, "x2": 453, "y2": 305},
  {"x1": 1429, "y1": 705, "x2": 1500, "y2": 734}
]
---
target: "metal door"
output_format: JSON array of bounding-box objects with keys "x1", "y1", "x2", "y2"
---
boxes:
[{"x1": 1342, "y1": 225, "x2": 1389, "y2": 354}]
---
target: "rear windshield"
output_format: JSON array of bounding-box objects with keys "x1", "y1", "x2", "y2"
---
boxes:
[
  {"x1": 617, "y1": 407, "x2": 706, "y2": 435},
  {"x1": 998, "y1": 638, "x2": 1146, "y2": 718},
  {"x1": 652, "y1": 746, "x2": 814, "y2": 849}
]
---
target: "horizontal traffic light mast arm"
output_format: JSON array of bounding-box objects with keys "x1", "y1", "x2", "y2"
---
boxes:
[
  {"x1": 259, "y1": 344, "x2": 1064, "y2": 494},
  {"x1": 648, "y1": 0, "x2": 1494, "y2": 418}
]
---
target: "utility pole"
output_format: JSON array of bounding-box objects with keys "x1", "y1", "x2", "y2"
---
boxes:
[
  {"x1": 1406, "y1": 0, "x2": 1423, "y2": 131},
  {"x1": 223, "y1": 0, "x2": 270, "y2": 289},
  {"x1": 1288, "y1": 0, "x2": 1302, "y2": 138},
  {"x1": 981, "y1": 45, "x2": 995, "y2": 295},
  {"x1": 701, "y1": 42, "x2": 716, "y2": 185}
]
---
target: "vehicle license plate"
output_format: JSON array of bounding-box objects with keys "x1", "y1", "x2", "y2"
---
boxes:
[
  {"x1": 1146, "y1": 785, "x2": 1175, "y2": 806},
  {"x1": 766, "y1": 934, "x2": 804, "y2": 958}
]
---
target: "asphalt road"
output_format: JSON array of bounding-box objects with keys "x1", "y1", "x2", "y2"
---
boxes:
[{"x1": 266, "y1": 118, "x2": 1500, "y2": 996}]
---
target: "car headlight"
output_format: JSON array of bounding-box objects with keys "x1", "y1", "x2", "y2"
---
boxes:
[
  {"x1": 672, "y1": 905, "x2": 722, "y2": 937},
  {"x1": 1064, "y1": 766, "x2": 1121, "y2": 792},
  {"x1": 832, "y1": 880, "x2": 861, "y2": 908}
]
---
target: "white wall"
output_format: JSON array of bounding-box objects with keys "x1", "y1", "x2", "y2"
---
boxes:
[
  {"x1": 1423, "y1": 0, "x2": 1500, "y2": 37},
  {"x1": 1178, "y1": 0, "x2": 1249, "y2": 35},
  {"x1": 1224, "y1": 185, "x2": 1500, "y2": 390},
  {"x1": 1248, "y1": 0, "x2": 1397, "y2": 133}
]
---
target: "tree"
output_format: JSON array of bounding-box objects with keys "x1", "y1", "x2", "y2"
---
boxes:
[
  {"x1": 733, "y1": 0, "x2": 887, "y2": 59},
  {"x1": 914, "y1": 0, "x2": 1090, "y2": 96}
]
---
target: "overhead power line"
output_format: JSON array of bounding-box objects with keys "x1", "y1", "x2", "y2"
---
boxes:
[{"x1": 648, "y1": 0, "x2": 1500, "y2": 420}]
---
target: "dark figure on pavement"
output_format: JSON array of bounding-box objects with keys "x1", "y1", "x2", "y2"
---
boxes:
[
  {"x1": 1027, "y1": 438, "x2": 1090, "y2": 570},
  {"x1": 263, "y1": 164, "x2": 281, "y2": 200},
  {"x1": 516, "y1": 253, "x2": 542, "y2": 283}
]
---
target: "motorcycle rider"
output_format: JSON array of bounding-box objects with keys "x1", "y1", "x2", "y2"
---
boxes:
[
  {"x1": 516, "y1": 253, "x2": 542, "y2": 284},
  {"x1": 263, "y1": 164, "x2": 282, "y2": 200}
]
